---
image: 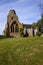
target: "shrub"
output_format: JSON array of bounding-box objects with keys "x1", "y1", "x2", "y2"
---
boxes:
[
  {"x1": 20, "y1": 31, "x2": 24, "y2": 36},
  {"x1": 20, "y1": 28, "x2": 24, "y2": 37},
  {"x1": 36, "y1": 32, "x2": 42, "y2": 36},
  {"x1": 20, "y1": 28, "x2": 24, "y2": 32},
  {"x1": 0, "y1": 35, "x2": 6, "y2": 39}
]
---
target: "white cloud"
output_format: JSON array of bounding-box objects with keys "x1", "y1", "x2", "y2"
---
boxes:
[{"x1": 15, "y1": 0, "x2": 25, "y2": 4}]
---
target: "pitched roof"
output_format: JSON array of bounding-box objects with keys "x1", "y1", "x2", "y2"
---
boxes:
[{"x1": 23, "y1": 24, "x2": 34, "y2": 29}]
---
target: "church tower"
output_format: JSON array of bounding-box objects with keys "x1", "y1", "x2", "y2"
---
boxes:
[{"x1": 5, "y1": 10, "x2": 23, "y2": 37}]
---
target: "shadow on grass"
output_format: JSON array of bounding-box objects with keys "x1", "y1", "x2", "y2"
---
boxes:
[
  {"x1": 0, "y1": 35, "x2": 14, "y2": 40},
  {"x1": 0, "y1": 35, "x2": 7, "y2": 40}
]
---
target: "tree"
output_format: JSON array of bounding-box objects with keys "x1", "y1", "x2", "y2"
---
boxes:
[
  {"x1": 33, "y1": 22, "x2": 38, "y2": 27},
  {"x1": 33, "y1": 3, "x2": 43, "y2": 28}
]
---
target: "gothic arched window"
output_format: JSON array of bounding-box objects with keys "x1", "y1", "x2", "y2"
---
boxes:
[
  {"x1": 15, "y1": 24, "x2": 19, "y2": 32},
  {"x1": 11, "y1": 21, "x2": 16, "y2": 32}
]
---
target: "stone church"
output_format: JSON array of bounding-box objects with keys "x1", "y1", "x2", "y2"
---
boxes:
[{"x1": 5, "y1": 10, "x2": 38, "y2": 37}]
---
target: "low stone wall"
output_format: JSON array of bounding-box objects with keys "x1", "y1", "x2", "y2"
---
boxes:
[
  {"x1": 10, "y1": 33, "x2": 20, "y2": 37},
  {"x1": 41, "y1": 34, "x2": 43, "y2": 36}
]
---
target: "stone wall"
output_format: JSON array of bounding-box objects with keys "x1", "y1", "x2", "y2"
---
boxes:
[
  {"x1": 24, "y1": 28, "x2": 38, "y2": 37},
  {"x1": 5, "y1": 10, "x2": 23, "y2": 37}
]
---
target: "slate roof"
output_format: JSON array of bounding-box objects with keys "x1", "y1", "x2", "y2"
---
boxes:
[{"x1": 23, "y1": 24, "x2": 34, "y2": 29}]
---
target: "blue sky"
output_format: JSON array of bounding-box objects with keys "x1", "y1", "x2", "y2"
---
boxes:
[{"x1": 0, "y1": 0, "x2": 43, "y2": 35}]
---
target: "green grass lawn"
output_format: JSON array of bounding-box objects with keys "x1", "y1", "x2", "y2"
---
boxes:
[{"x1": 0, "y1": 37, "x2": 43, "y2": 65}]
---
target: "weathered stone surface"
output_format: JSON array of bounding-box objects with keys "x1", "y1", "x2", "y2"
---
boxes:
[
  {"x1": 5, "y1": 10, "x2": 23, "y2": 37},
  {"x1": 5, "y1": 9, "x2": 38, "y2": 37}
]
